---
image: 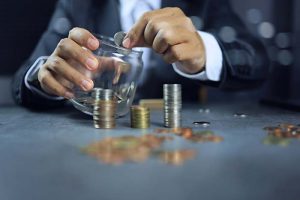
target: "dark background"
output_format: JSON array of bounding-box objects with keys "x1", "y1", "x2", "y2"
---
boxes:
[
  {"x1": 0, "y1": 0, "x2": 298, "y2": 107},
  {"x1": 0, "y1": 0, "x2": 57, "y2": 104},
  {"x1": 0, "y1": 0, "x2": 57, "y2": 75}
]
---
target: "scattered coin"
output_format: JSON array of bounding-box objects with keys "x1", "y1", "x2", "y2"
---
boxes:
[
  {"x1": 234, "y1": 113, "x2": 248, "y2": 118},
  {"x1": 193, "y1": 121, "x2": 211, "y2": 128},
  {"x1": 154, "y1": 128, "x2": 224, "y2": 143},
  {"x1": 263, "y1": 135, "x2": 291, "y2": 147},
  {"x1": 180, "y1": 128, "x2": 193, "y2": 138},
  {"x1": 154, "y1": 128, "x2": 182, "y2": 134},
  {"x1": 193, "y1": 130, "x2": 214, "y2": 136},
  {"x1": 199, "y1": 108, "x2": 211, "y2": 113},
  {"x1": 159, "y1": 150, "x2": 197, "y2": 165},
  {"x1": 263, "y1": 123, "x2": 300, "y2": 139},
  {"x1": 81, "y1": 134, "x2": 195, "y2": 165},
  {"x1": 188, "y1": 133, "x2": 224, "y2": 143}
]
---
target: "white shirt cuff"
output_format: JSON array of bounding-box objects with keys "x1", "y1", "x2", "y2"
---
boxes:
[
  {"x1": 24, "y1": 56, "x2": 64, "y2": 100},
  {"x1": 173, "y1": 31, "x2": 223, "y2": 82}
]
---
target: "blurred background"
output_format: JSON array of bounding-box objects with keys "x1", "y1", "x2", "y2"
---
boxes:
[{"x1": 0, "y1": 0, "x2": 298, "y2": 108}]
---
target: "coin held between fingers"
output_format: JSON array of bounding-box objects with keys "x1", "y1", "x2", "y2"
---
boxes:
[{"x1": 114, "y1": 31, "x2": 127, "y2": 47}]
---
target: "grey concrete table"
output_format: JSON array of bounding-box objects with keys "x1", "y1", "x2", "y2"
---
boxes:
[{"x1": 0, "y1": 102, "x2": 300, "y2": 200}]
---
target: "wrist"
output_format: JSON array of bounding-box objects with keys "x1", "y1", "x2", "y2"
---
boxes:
[
  {"x1": 176, "y1": 58, "x2": 206, "y2": 75},
  {"x1": 24, "y1": 56, "x2": 64, "y2": 100},
  {"x1": 180, "y1": 31, "x2": 206, "y2": 74}
]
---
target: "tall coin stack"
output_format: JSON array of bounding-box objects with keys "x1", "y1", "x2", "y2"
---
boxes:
[
  {"x1": 163, "y1": 84, "x2": 182, "y2": 128},
  {"x1": 93, "y1": 88, "x2": 117, "y2": 129},
  {"x1": 130, "y1": 106, "x2": 150, "y2": 129}
]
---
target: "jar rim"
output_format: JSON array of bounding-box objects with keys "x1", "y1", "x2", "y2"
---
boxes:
[{"x1": 96, "y1": 34, "x2": 143, "y2": 56}]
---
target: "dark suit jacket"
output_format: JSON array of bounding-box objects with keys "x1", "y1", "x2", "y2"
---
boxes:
[{"x1": 12, "y1": 0, "x2": 270, "y2": 109}]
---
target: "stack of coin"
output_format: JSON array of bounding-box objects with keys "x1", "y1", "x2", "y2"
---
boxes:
[
  {"x1": 92, "y1": 88, "x2": 114, "y2": 100},
  {"x1": 130, "y1": 106, "x2": 150, "y2": 129},
  {"x1": 93, "y1": 88, "x2": 117, "y2": 129},
  {"x1": 163, "y1": 84, "x2": 182, "y2": 128},
  {"x1": 92, "y1": 88, "x2": 103, "y2": 98}
]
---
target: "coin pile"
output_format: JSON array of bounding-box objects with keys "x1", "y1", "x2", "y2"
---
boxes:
[
  {"x1": 93, "y1": 88, "x2": 117, "y2": 129},
  {"x1": 130, "y1": 106, "x2": 150, "y2": 129},
  {"x1": 163, "y1": 84, "x2": 182, "y2": 128},
  {"x1": 263, "y1": 123, "x2": 300, "y2": 138},
  {"x1": 154, "y1": 128, "x2": 224, "y2": 143},
  {"x1": 81, "y1": 134, "x2": 193, "y2": 165}
]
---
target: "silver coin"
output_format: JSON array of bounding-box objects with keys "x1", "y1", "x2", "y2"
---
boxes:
[
  {"x1": 234, "y1": 113, "x2": 248, "y2": 118},
  {"x1": 114, "y1": 31, "x2": 127, "y2": 47},
  {"x1": 193, "y1": 121, "x2": 211, "y2": 128},
  {"x1": 163, "y1": 84, "x2": 182, "y2": 128},
  {"x1": 93, "y1": 97, "x2": 117, "y2": 129}
]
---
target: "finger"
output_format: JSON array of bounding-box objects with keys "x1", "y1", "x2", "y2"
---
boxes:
[
  {"x1": 68, "y1": 27, "x2": 99, "y2": 50},
  {"x1": 163, "y1": 43, "x2": 191, "y2": 64},
  {"x1": 153, "y1": 28, "x2": 190, "y2": 54},
  {"x1": 122, "y1": 13, "x2": 151, "y2": 48},
  {"x1": 55, "y1": 38, "x2": 99, "y2": 71},
  {"x1": 55, "y1": 75, "x2": 74, "y2": 90},
  {"x1": 143, "y1": 18, "x2": 168, "y2": 47},
  {"x1": 123, "y1": 8, "x2": 180, "y2": 48},
  {"x1": 46, "y1": 56, "x2": 94, "y2": 91},
  {"x1": 144, "y1": 16, "x2": 190, "y2": 48},
  {"x1": 38, "y1": 69, "x2": 74, "y2": 99}
]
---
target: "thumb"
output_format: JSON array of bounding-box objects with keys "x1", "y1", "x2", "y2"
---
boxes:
[
  {"x1": 122, "y1": 32, "x2": 148, "y2": 48},
  {"x1": 122, "y1": 20, "x2": 148, "y2": 48}
]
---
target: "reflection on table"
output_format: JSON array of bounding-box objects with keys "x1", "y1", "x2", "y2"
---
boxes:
[{"x1": 81, "y1": 128, "x2": 223, "y2": 165}]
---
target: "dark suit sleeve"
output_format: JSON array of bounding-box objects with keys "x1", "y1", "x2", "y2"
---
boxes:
[
  {"x1": 201, "y1": 0, "x2": 270, "y2": 90},
  {"x1": 12, "y1": 0, "x2": 73, "y2": 109}
]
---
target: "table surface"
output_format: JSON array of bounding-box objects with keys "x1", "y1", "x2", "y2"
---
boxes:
[{"x1": 0, "y1": 102, "x2": 300, "y2": 200}]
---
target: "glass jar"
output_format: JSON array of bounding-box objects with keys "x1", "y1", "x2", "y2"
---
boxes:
[{"x1": 70, "y1": 35, "x2": 143, "y2": 117}]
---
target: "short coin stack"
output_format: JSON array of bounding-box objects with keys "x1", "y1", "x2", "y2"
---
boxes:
[
  {"x1": 93, "y1": 88, "x2": 117, "y2": 129},
  {"x1": 163, "y1": 84, "x2": 182, "y2": 128},
  {"x1": 130, "y1": 106, "x2": 150, "y2": 129}
]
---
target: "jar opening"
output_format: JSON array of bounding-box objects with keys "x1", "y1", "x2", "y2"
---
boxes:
[{"x1": 96, "y1": 34, "x2": 143, "y2": 57}]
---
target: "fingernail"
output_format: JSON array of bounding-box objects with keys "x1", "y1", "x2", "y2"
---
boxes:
[
  {"x1": 86, "y1": 58, "x2": 98, "y2": 70},
  {"x1": 122, "y1": 38, "x2": 131, "y2": 48},
  {"x1": 81, "y1": 79, "x2": 93, "y2": 91},
  {"x1": 87, "y1": 38, "x2": 99, "y2": 49},
  {"x1": 64, "y1": 91, "x2": 74, "y2": 99}
]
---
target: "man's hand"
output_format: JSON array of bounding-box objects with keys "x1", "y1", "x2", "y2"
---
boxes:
[
  {"x1": 38, "y1": 27, "x2": 100, "y2": 99},
  {"x1": 122, "y1": 7, "x2": 206, "y2": 74}
]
